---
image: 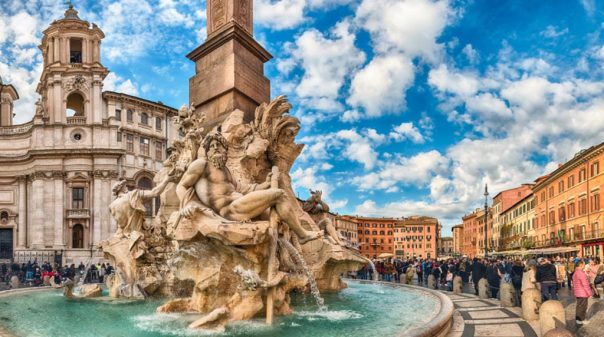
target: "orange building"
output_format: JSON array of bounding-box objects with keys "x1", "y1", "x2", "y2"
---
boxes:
[
  {"x1": 491, "y1": 185, "x2": 533, "y2": 251},
  {"x1": 353, "y1": 216, "x2": 395, "y2": 258},
  {"x1": 452, "y1": 224, "x2": 463, "y2": 257},
  {"x1": 462, "y1": 211, "x2": 478, "y2": 257},
  {"x1": 393, "y1": 216, "x2": 439, "y2": 259},
  {"x1": 533, "y1": 142, "x2": 604, "y2": 258},
  {"x1": 334, "y1": 215, "x2": 359, "y2": 247}
]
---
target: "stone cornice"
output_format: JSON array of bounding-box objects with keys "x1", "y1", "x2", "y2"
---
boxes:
[
  {"x1": 187, "y1": 21, "x2": 272, "y2": 63},
  {"x1": 0, "y1": 148, "x2": 124, "y2": 164},
  {"x1": 102, "y1": 91, "x2": 177, "y2": 115},
  {"x1": 533, "y1": 142, "x2": 604, "y2": 192}
]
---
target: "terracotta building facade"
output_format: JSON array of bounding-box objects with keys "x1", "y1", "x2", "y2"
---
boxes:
[
  {"x1": 393, "y1": 216, "x2": 439, "y2": 259},
  {"x1": 354, "y1": 217, "x2": 395, "y2": 259},
  {"x1": 533, "y1": 143, "x2": 604, "y2": 258},
  {"x1": 0, "y1": 6, "x2": 177, "y2": 264}
]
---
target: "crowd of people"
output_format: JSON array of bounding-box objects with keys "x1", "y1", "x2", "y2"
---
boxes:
[
  {"x1": 0, "y1": 260, "x2": 114, "y2": 288},
  {"x1": 356, "y1": 255, "x2": 604, "y2": 325}
]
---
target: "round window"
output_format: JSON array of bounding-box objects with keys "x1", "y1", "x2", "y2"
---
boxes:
[{"x1": 73, "y1": 133, "x2": 82, "y2": 141}]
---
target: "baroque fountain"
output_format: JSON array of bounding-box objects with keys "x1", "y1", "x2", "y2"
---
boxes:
[{"x1": 0, "y1": 1, "x2": 454, "y2": 336}]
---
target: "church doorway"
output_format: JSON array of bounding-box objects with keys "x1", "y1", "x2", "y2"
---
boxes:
[{"x1": 0, "y1": 229, "x2": 13, "y2": 260}]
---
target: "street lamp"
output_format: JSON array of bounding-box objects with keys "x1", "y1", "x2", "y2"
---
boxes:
[{"x1": 484, "y1": 184, "x2": 489, "y2": 259}]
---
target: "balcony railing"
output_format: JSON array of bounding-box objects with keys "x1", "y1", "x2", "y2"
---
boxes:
[
  {"x1": 0, "y1": 121, "x2": 34, "y2": 135},
  {"x1": 66, "y1": 209, "x2": 90, "y2": 219},
  {"x1": 67, "y1": 116, "x2": 87, "y2": 125}
]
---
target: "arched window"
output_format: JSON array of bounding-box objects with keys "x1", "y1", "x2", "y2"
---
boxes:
[
  {"x1": 379, "y1": 230, "x2": 385, "y2": 235},
  {"x1": 364, "y1": 230, "x2": 369, "y2": 234},
  {"x1": 372, "y1": 230, "x2": 377, "y2": 235},
  {"x1": 137, "y1": 177, "x2": 153, "y2": 216},
  {"x1": 72, "y1": 224, "x2": 84, "y2": 248},
  {"x1": 66, "y1": 92, "x2": 85, "y2": 117},
  {"x1": 0, "y1": 211, "x2": 8, "y2": 223},
  {"x1": 141, "y1": 112, "x2": 149, "y2": 125}
]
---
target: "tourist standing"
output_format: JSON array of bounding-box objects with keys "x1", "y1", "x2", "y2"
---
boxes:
[
  {"x1": 416, "y1": 261, "x2": 423, "y2": 284},
  {"x1": 566, "y1": 257, "x2": 576, "y2": 289},
  {"x1": 536, "y1": 257, "x2": 558, "y2": 300},
  {"x1": 511, "y1": 260, "x2": 524, "y2": 306},
  {"x1": 572, "y1": 260, "x2": 592, "y2": 325},
  {"x1": 471, "y1": 258, "x2": 486, "y2": 296},
  {"x1": 446, "y1": 270, "x2": 454, "y2": 291},
  {"x1": 486, "y1": 261, "x2": 501, "y2": 299}
]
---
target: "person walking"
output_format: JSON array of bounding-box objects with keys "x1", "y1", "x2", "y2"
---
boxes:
[
  {"x1": 536, "y1": 257, "x2": 558, "y2": 301},
  {"x1": 572, "y1": 260, "x2": 592, "y2": 325},
  {"x1": 486, "y1": 261, "x2": 501, "y2": 299},
  {"x1": 471, "y1": 258, "x2": 486, "y2": 296},
  {"x1": 511, "y1": 259, "x2": 524, "y2": 306},
  {"x1": 566, "y1": 257, "x2": 576, "y2": 289}
]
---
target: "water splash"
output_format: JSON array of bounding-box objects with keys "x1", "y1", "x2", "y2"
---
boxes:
[
  {"x1": 278, "y1": 238, "x2": 325, "y2": 310},
  {"x1": 367, "y1": 260, "x2": 378, "y2": 281}
]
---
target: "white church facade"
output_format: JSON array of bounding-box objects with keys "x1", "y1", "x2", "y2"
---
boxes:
[{"x1": 0, "y1": 5, "x2": 177, "y2": 265}]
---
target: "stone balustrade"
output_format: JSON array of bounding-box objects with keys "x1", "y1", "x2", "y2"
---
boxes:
[
  {"x1": 66, "y1": 208, "x2": 90, "y2": 218},
  {"x1": 0, "y1": 121, "x2": 34, "y2": 135},
  {"x1": 66, "y1": 116, "x2": 87, "y2": 125}
]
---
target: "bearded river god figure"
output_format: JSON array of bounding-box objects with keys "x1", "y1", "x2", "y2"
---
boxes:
[{"x1": 100, "y1": 96, "x2": 367, "y2": 331}]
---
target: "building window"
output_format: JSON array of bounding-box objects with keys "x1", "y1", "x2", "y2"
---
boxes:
[
  {"x1": 591, "y1": 162, "x2": 599, "y2": 177},
  {"x1": 568, "y1": 175, "x2": 574, "y2": 188},
  {"x1": 558, "y1": 206, "x2": 566, "y2": 222},
  {"x1": 155, "y1": 141, "x2": 163, "y2": 161},
  {"x1": 379, "y1": 230, "x2": 385, "y2": 235},
  {"x1": 549, "y1": 186, "x2": 555, "y2": 197},
  {"x1": 127, "y1": 109, "x2": 133, "y2": 122},
  {"x1": 72, "y1": 224, "x2": 84, "y2": 248},
  {"x1": 579, "y1": 168, "x2": 586, "y2": 182},
  {"x1": 592, "y1": 193, "x2": 600, "y2": 212},
  {"x1": 66, "y1": 92, "x2": 85, "y2": 117},
  {"x1": 372, "y1": 230, "x2": 377, "y2": 235},
  {"x1": 69, "y1": 38, "x2": 82, "y2": 64},
  {"x1": 126, "y1": 134, "x2": 134, "y2": 152},
  {"x1": 0, "y1": 211, "x2": 8, "y2": 223},
  {"x1": 141, "y1": 112, "x2": 149, "y2": 125},
  {"x1": 140, "y1": 137, "x2": 149, "y2": 156},
  {"x1": 156, "y1": 117, "x2": 162, "y2": 130},
  {"x1": 541, "y1": 191, "x2": 546, "y2": 202},
  {"x1": 72, "y1": 187, "x2": 84, "y2": 209},
  {"x1": 549, "y1": 210, "x2": 555, "y2": 225},
  {"x1": 579, "y1": 198, "x2": 587, "y2": 215},
  {"x1": 568, "y1": 202, "x2": 575, "y2": 218},
  {"x1": 115, "y1": 109, "x2": 122, "y2": 120},
  {"x1": 558, "y1": 181, "x2": 564, "y2": 193},
  {"x1": 117, "y1": 131, "x2": 122, "y2": 142}
]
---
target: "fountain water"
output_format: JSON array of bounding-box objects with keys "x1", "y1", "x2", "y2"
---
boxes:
[
  {"x1": 367, "y1": 259, "x2": 379, "y2": 281},
  {"x1": 279, "y1": 238, "x2": 325, "y2": 309}
]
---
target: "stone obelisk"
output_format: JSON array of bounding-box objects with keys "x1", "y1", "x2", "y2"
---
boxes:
[{"x1": 187, "y1": 0, "x2": 272, "y2": 128}]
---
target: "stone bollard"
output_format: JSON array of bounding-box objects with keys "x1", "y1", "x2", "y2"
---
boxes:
[
  {"x1": 478, "y1": 278, "x2": 489, "y2": 299},
  {"x1": 399, "y1": 273, "x2": 407, "y2": 284},
  {"x1": 539, "y1": 300, "x2": 565, "y2": 336},
  {"x1": 43, "y1": 275, "x2": 51, "y2": 286},
  {"x1": 500, "y1": 282, "x2": 515, "y2": 307},
  {"x1": 406, "y1": 269, "x2": 414, "y2": 284},
  {"x1": 427, "y1": 275, "x2": 436, "y2": 289},
  {"x1": 542, "y1": 327, "x2": 573, "y2": 337},
  {"x1": 522, "y1": 288, "x2": 542, "y2": 321},
  {"x1": 453, "y1": 276, "x2": 462, "y2": 294},
  {"x1": 10, "y1": 275, "x2": 19, "y2": 288},
  {"x1": 586, "y1": 300, "x2": 604, "y2": 320}
]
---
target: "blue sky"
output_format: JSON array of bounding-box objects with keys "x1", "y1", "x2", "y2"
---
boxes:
[{"x1": 2, "y1": 0, "x2": 604, "y2": 234}]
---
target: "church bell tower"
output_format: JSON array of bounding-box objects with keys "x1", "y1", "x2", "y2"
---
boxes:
[
  {"x1": 36, "y1": 4, "x2": 109, "y2": 125},
  {"x1": 187, "y1": 0, "x2": 272, "y2": 128}
]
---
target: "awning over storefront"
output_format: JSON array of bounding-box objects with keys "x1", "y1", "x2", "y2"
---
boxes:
[{"x1": 492, "y1": 246, "x2": 579, "y2": 256}]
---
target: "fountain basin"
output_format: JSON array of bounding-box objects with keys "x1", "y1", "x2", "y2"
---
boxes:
[{"x1": 0, "y1": 280, "x2": 452, "y2": 337}]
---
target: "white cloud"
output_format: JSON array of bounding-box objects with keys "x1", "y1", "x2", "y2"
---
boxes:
[
  {"x1": 255, "y1": 0, "x2": 307, "y2": 30},
  {"x1": 428, "y1": 64, "x2": 480, "y2": 98},
  {"x1": 389, "y1": 122, "x2": 425, "y2": 143},
  {"x1": 540, "y1": 25, "x2": 568, "y2": 39},
  {"x1": 462, "y1": 44, "x2": 479, "y2": 64},
  {"x1": 291, "y1": 165, "x2": 348, "y2": 210},
  {"x1": 103, "y1": 72, "x2": 139, "y2": 96},
  {"x1": 355, "y1": 0, "x2": 452, "y2": 61},
  {"x1": 347, "y1": 53, "x2": 415, "y2": 118},
  {"x1": 352, "y1": 150, "x2": 449, "y2": 191},
  {"x1": 581, "y1": 0, "x2": 596, "y2": 16},
  {"x1": 292, "y1": 21, "x2": 366, "y2": 114},
  {"x1": 10, "y1": 12, "x2": 38, "y2": 46}
]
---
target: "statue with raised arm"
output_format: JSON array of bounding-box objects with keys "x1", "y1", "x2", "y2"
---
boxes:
[
  {"x1": 302, "y1": 190, "x2": 345, "y2": 246},
  {"x1": 110, "y1": 173, "x2": 177, "y2": 239},
  {"x1": 176, "y1": 131, "x2": 322, "y2": 244}
]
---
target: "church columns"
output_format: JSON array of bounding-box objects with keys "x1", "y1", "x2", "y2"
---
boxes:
[
  {"x1": 17, "y1": 177, "x2": 27, "y2": 249},
  {"x1": 30, "y1": 175, "x2": 45, "y2": 249},
  {"x1": 92, "y1": 176, "x2": 102, "y2": 246},
  {"x1": 48, "y1": 38, "x2": 54, "y2": 64},
  {"x1": 53, "y1": 37, "x2": 60, "y2": 64},
  {"x1": 53, "y1": 77, "x2": 63, "y2": 123},
  {"x1": 53, "y1": 174, "x2": 65, "y2": 248}
]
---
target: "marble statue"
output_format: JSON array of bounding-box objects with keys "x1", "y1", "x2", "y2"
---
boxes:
[
  {"x1": 302, "y1": 190, "x2": 344, "y2": 246},
  {"x1": 176, "y1": 131, "x2": 323, "y2": 244},
  {"x1": 101, "y1": 96, "x2": 367, "y2": 331}
]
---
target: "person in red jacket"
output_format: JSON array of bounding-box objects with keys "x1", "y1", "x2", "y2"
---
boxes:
[{"x1": 572, "y1": 260, "x2": 592, "y2": 325}]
